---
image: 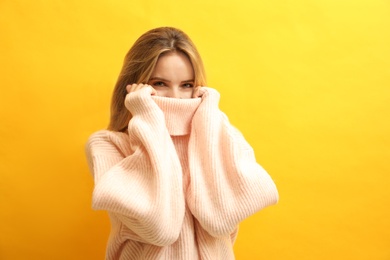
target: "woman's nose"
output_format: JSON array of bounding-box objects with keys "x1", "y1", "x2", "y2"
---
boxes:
[{"x1": 167, "y1": 87, "x2": 181, "y2": 98}]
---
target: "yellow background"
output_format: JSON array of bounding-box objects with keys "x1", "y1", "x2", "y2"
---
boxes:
[{"x1": 1, "y1": 0, "x2": 389, "y2": 259}]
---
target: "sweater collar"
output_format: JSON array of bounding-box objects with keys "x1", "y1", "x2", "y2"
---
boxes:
[{"x1": 152, "y1": 96, "x2": 201, "y2": 136}]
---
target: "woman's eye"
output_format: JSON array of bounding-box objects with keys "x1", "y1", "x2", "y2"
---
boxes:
[
  {"x1": 183, "y1": 83, "x2": 193, "y2": 88},
  {"x1": 153, "y1": 81, "x2": 165, "y2": 87}
]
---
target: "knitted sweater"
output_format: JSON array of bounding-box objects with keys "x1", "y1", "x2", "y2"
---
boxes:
[{"x1": 85, "y1": 87, "x2": 278, "y2": 260}]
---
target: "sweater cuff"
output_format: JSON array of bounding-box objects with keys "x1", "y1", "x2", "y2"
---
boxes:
[
  {"x1": 200, "y1": 87, "x2": 220, "y2": 109},
  {"x1": 124, "y1": 87, "x2": 161, "y2": 116}
]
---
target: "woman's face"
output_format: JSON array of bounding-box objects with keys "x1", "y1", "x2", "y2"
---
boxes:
[{"x1": 148, "y1": 52, "x2": 195, "y2": 99}]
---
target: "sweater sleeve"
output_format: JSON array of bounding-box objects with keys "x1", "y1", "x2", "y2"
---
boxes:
[
  {"x1": 85, "y1": 87, "x2": 185, "y2": 246},
  {"x1": 186, "y1": 87, "x2": 279, "y2": 237}
]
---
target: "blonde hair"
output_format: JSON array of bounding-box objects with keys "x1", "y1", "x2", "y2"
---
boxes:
[{"x1": 108, "y1": 27, "x2": 207, "y2": 132}]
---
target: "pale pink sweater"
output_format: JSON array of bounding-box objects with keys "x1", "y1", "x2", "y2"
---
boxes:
[{"x1": 85, "y1": 87, "x2": 278, "y2": 260}]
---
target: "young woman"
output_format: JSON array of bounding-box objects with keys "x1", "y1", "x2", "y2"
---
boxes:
[{"x1": 85, "y1": 27, "x2": 278, "y2": 260}]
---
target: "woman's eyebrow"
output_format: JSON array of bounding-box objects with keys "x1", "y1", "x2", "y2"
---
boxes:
[
  {"x1": 149, "y1": 77, "x2": 170, "y2": 82},
  {"x1": 181, "y1": 79, "x2": 195, "y2": 83},
  {"x1": 149, "y1": 77, "x2": 194, "y2": 83}
]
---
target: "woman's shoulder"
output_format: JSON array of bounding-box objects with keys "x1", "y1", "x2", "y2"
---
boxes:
[{"x1": 88, "y1": 129, "x2": 128, "y2": 142}]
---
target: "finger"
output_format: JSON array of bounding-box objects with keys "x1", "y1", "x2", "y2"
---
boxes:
[
  {"x1": 126, "y1": 83, "x2": 138, "y2": 93},
  {"x1": 193, "y1": 86, "x2": 205, "y2": 98},
  {"x1": 192, "y1": 88, "x2": 197, "y2": 98},
  {"x1": 126, "y1": 83, "x2": 147, "y2": 93},
  {"x1": 147, "y1": 85, "x2": 157, "y2": 96},
  {"x1": 126, "y1": 84, "x2": 133, "y2": 93},
  {"x1": 192, "y1": 86, "x2": 200, "y2": 98},
  {"x1": 142, "y1": 84, "x2": 157, "y2": 95},
  {"x1": 199, "y1": 87, "x2": 207, "y2": 97}
]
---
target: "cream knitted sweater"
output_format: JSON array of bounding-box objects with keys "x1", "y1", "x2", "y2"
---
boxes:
[{"x1": 86, "y1": 87, "x2": 278, "y2": 260}]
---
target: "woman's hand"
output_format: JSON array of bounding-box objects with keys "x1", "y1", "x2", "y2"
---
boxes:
[
  {"x1": 126, "y1": 83, "x2": 157, "y2": 95},
  {"x1": 192, "y1": 86, "x2": 207, "y2": 98},
  {"x1": 124, "y1": 83, "x2": 160, "y2": 116}
]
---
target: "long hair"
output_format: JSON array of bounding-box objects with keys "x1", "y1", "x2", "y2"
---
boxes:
[{"x1": 108, "y1": 27, "x2": 207, "y2": 132}]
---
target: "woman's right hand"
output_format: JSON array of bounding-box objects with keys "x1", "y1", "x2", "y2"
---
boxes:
[
  {"x1": 126, "y1": 83, "x2": 157, "y2": 95},
  {"x1": 124, "y1": 83, "x2": 160, "y2": 116}
]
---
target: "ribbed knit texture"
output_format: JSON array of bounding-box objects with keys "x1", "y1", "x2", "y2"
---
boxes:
[{"x1": 85, "y1": 87, "x2": 279, "y2": 260}]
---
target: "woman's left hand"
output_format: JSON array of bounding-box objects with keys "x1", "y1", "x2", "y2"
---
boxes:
[{"x1": 192, "y1": 86, "x2": 207, "y2": 98}]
